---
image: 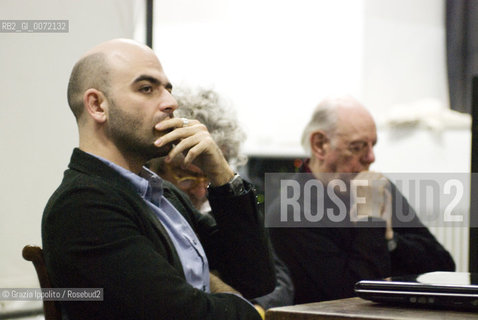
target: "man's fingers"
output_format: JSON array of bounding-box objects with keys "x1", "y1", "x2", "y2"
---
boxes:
[
  {"x1": 154, "y1": 122, "x2": 205, "y2": 147},
  {"x1": 183, "y1": 143, "x2": 207, "y2": 166},
  {"x1": 350, "y1": 171, "x2": 392, "y2": 219},
  {"x1": 354, "y1": 170, "x2": 386, "y2": 182},
  {"x1": 165, "y1": 132, "x2": 211, "y2": 165},
  {"x1": 382, "y1": 187, "x2": 393, "y2": 222},
  {"x1": 155, "y1": 117, "x2": 199, "y2": 131}
]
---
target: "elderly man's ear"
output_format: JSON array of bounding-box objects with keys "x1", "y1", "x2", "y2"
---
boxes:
[
  {"x1": 84, "y1": 88, "x2": 108, "y2": 123},
  {"x1": 310, "y1": 131, "x2": 329, "y2": 160}
]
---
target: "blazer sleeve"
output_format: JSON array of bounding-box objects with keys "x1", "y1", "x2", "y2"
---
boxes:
[
  {"x1": 250, "y1": 246, "x2": 295, "y2": 309},
  {"x1": 42, "y1": 181, "x2": 262, "y2": 320},
  {"x1": 390, "y1": 184, "x2": 456, "y2": 275},
  {"x1": 270, "y1": 221, "x2": 391, "y2": 303},
  {"x1": 162, "y1": 180, "x2": 276, "y2": 299},
  {"x1": 207, "y1": 180, "x2": 276, "y2": 299}
]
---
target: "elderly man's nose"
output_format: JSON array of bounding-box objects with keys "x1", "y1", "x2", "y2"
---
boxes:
[{"x1": 362, "y1": 146, "x2": 375, "y2": 164}]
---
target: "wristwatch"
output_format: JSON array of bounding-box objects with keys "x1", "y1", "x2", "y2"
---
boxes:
[
  {"x1": 207, "y1": 173, "x2": 246, "y2": 196},
  {"x1": 387, "y1": 234, "x2": 398, "y2": 252}
]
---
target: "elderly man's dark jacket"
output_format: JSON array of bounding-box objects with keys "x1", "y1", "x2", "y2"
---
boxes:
[
  {"x1": 269, "y1": 168, "x2": 455, "y2": 304},
  {"x1": 42, "y1": 148, "x2": 275, "y2": 320}
]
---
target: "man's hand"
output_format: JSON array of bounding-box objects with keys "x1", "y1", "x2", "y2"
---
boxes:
[
  {"x1": 209, "y1": 273, "x2": 266, "y2": 319},
  {"x1": 209, "y1": 272, "x2": 241, "y2": 295},
  {"x1": 154, "y1": 118, "x2": 234, "y2": 186},
  {"x1": 350, "y1": 171, "x2": 393, "y2": 240}
]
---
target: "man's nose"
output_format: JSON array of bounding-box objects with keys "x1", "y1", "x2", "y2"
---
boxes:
[
  {"x1": 158, "y1": 88, "x2": 178, "y2": 113},
  {"x1": 361, "y1": 145, "x2": 375, "y2": 164}
]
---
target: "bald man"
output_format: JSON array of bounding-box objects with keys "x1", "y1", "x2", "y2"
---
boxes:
[
  {"x1": 268, "y1": 96, "x2": 455, "y2": 304},
  {"x1": 42, "y1": 39, "x2": 274, "y2": 320}
]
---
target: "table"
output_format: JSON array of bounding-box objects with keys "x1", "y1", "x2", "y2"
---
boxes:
[{"x1": 265, "y1": 297, "x2": 478, "y2": 320}]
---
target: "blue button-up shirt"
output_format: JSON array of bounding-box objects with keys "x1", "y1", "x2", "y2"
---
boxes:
[{"x1": 92, "y1": 154, "x2": 210, "y2": 292}]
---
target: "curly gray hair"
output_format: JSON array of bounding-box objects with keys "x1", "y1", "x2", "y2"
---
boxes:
[{"x1": 173, "y1": 87, "x2": 248, "y2": 167}]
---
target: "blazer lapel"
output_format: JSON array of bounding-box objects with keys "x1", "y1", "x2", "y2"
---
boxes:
[{"x1": 143, "y1": 203, "x2": 184, "y2": 272}]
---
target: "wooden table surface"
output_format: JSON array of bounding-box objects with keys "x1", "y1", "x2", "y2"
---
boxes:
[{"x1": 265, "y1": 297, "x2": 478, "y2": 320}]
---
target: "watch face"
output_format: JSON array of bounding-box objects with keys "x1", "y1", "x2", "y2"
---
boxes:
[
  {"x1": 230, "y1": 174, "x2": 244, "y2": 193},
  {"x1": 387, "y1": 238, "x2": 397, "y2": 251}
]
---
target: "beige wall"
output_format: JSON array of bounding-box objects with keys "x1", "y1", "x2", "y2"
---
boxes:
[{"x1": 0, "y1": 0, "x2": 138, "y2": 293}]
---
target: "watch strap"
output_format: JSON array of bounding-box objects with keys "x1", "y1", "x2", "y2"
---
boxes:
[
  {"x1": 207, "y1": 173, "x2": 246, "y2": 197},
  {"x1": 387, "y1": 234, "x2": 398, "y2": 252}
]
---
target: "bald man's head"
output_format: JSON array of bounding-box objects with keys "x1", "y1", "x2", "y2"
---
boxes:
[
  {"x1": 67, "y1": 39, "x2": 161, "y2": 122},
  {"x1": 67, "y1": 52, "x2": 110, "y2": 121}
]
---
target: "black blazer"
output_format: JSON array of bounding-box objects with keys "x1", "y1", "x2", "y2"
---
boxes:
[{"x1": 42, "y1": 148, "x2": 275, "y2": 320}]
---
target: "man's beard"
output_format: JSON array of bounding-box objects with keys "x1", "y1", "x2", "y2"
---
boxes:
[{"x1": 106, "y1": 100, "x2": 172, "y2": 162}]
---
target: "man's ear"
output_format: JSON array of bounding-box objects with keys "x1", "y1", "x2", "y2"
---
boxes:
[
  {"x1": 83, "y1": 88, "x2": 108, "y2": 124},
  {"x1": 310, "y1": 131, "x2": 328, "y2": 160}
]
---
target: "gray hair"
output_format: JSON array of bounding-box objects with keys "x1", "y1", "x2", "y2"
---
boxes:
[
  {"x1": 301, "y1": 96, "x2": 360, "y2": 155},
  {"x1": 173, "y1": 87, "x2": 247, "y2": 167}
]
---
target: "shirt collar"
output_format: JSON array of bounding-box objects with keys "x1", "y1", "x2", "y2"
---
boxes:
[
  {"x1": 86, "y1": 152, "x2": 164, "y2": 204},
  {"x1": 302, "y1": 158, "x2": 312, "y2": 173}
]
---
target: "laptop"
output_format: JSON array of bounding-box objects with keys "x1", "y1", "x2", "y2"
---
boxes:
[{"x1": 354, "y1": 271, "x2": 478, "y2": 311}]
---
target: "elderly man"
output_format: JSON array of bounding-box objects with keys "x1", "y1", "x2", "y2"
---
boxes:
[
  {"x1": 268, "y1": 95, "x2": 455, "y2": 304},
  {"x1": 41, "y1": 39, "x2": 274, "y2": 320}
]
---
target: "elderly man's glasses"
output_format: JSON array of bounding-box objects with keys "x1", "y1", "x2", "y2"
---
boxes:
[
  {"x1": 166, "y1": 164, "x2": 209, "y2": 190},
  {"x1": 347, "y1": 141, "x2": 375, "y2": 155}
]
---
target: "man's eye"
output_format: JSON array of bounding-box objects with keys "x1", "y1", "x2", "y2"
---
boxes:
[
  {"x1": 140, "y1": 86, "x2": 153, "y2": 93},
  {"x1": 349, "y1": 142, "x2": 366, "y2": 153}
]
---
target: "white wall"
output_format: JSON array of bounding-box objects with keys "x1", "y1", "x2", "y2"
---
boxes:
[
  {"x1": 151, "y1": 0, "x2": 462, "y2": 157},
  {"x1": 152, "y1": 0, "x2": 365, "y2": 157},
  {"x1": 0, "y1": 0, "x2": 139, "y2": 301},
  {"x1": 362, "y1": 0, "x2": 449, "y2": 115}
]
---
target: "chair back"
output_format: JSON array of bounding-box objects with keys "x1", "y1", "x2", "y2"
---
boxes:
[{"x1": 22, "y1": 245, "x2": 62, "y2": 320}]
